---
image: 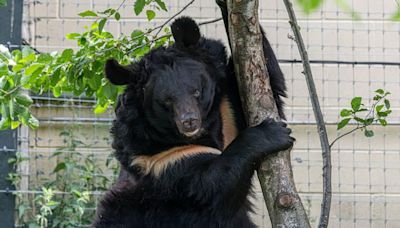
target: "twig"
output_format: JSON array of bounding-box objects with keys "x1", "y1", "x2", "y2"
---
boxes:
[
  {"x1": 198, "y1": 17, "x2": 222, "y2": 26},
  {"x1": 364, "y1": 95, "x2": 385, "y2": 120},
  {"x1": 0, "y1": 86, "x2": 22, "y2": 96},
  {"x1": 154, "y1": 0, "x2": 195, "y2": 37},
  {"x1": 329, "y1": 126, "x2": 364, "y2": 148},
  {"x1": 21, "y1": 39, "x2": 41, "y2": 54},
  {"x1": 282, "y1": 0, "x2": 332, "y2": 227},
  {"x1": 127, "y1": 33, "x2": 171, "y2": 55},
  {"x1": 128, "y1": 0, "x2": 196, "y2": 43},
  {"x1": 115, "y1": 0, "x2": 128, "y2": 12}
]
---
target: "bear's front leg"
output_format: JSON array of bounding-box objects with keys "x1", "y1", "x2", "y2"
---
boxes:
[{"x1": 188, "y1": 118, "x2": 294, "y2": 214}]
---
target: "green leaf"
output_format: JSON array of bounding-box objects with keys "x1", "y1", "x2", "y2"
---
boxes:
[
  {"x1": 78, "y1": 10, "x2": 98, "y2": 17},
  {"x1": 98, "y1": 18, "x2": 107, "y2": 34},
  {"x1": 375, "y1": 89, "x2": 384, "y2": 95},
  {"x1": 114, "y1": 12, "x2": 121, "y2": 21},
  {"x1": 0, "y1": 62, "x2": 9, "y2": 75},
  {"x1": 11, "y1": 121, "x2": 20, "y2": 129},
  {"x1": 391, "y1": 8, "x2": 400, "y2": 21},
  {"x1": 18, "y1": 205, "x2": 30, "y2": 219},
  {"x1": 66, "y1": 33, "x2": 81, "y2": 40},
  {"x1": 94, "y1": 101, "x2": 110, "y2": 114},
  {"x1": 28, "y1": 115, "x2": 39, "y2": 129},
  {"x1": 18, "y1": 108, "x2": 30, "y2": 126},
  {"x1": 354, "y1": 116, "x2": 366, "y2": 124},
  {"x1": 375, "y1": 104, "x2": 384, "y2": 112},
  {"x1": 22, "y1": 46, "x2": 35, "y2": 58},
  {"x1": 337, "y1": 118, "x2": 351, "y2": 130},
  {"x1": 87, "y1": 74, "x2": 101, "y2": 91},
  {"x1": 384, "y1": 99, "x2": 390, "y2": 109},
  {"x1": 340, "y1": 109, "x2": 352, "y2": 117},
  {"x1": 15, "y1": 93, "x2": 33, "y2": 107},
  {"x1": 25, "y1": 63, "x2": 44, "y2": 76},
  {"x1": 365, "y1": 118, "x2": 374, "y2": 125},
  {"x1": 78, "y1": 37, "x2": 87, "y2": 46},
  {"x1": 131, "y1": 29, "x2": 144, "y2": 41},
  {"x1": 134, "y1": 0, "x2": 146, "y2": 15},
  {"x1": 0, "y1": 117, "x2": 11, "y2": 130},
  {"x1": 377, "y1": 111, "x2": 388, "y2": 117},
  {"x1": 364, "y1": 129, "x2": 374, "y2": 137},
  {"x1": 155, "y1": 0, "x2": 167, "y2": 11},
  {"x1": 100, "y1": 8, "x2": 117, "y2": 15},
  {"x1": 373, "y1": 95, "x2": 381, "y2": 101},
  {"x1": 19, "y1": 53, "x2": 35, "y2": 64},
  {"x1": 146, "y1": 10, "x2": 156, "y2": 21},
  {"x1": 0, "y1": 0, "x2": 7, "y2": 7},
  {"x1": 37, "y1": 53, "x2": 53, "y2": 63},
  {"x1": 11, "y1": 49, "x2": 22, "y2": 62},
  {"x1": 0, "y1": 76, "x2": 6, "y2": 88},
  {"x1": 59, "y1": 49, "x2": 73, "y2": 62},
  {"x1": 0, "y1": 45, "x2": 12, "y2": 62},
  {"x1": 296, "y1": 0, "x2": 322, "y2": 14},
  {"x1": 336, "y1": 0, "x2": 361, "y2": 20},
  {"x1": 378, "y1": 119, "x2": 387, "y2": 126},
  {"x1": 351, "y1": 97, "x2": 362, "y2": 111},
  {"x1": 53, "y1": 162, "x2": 66, "y2": 173}
]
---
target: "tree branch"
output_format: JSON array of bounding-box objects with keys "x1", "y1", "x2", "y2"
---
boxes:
[
  {"x1": 198, "y1": 17, "x2": 222, "y2": 26},
  {"x1": 329, "y1": 126, "x2": 364, "y2": 148},
  {"x1": 224, "y1": 0, "x2": 311, "y2": 227},
  {"x1": 128, "y1": 0, "x2": 195, "y2": 41},
  {"x1": 154, "y1": 0, "x2": 195, "y2": 37},
  {"x1": 282, "y1": 0, "x2": 332, "y2": 227},
  {"x1": 0, "y1": 86, "x2": 21, "y2": 96}
]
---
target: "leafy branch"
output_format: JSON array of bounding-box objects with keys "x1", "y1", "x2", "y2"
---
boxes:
[
  {"x1": 331, "y1": 89, "x2": 392, "y2": 148},
  {"x1": 0, "y1": 1, "x2": 174, "y2": 130},
  {"x1": 0, "y1": 0, "x2": 225, "y2": 130}
]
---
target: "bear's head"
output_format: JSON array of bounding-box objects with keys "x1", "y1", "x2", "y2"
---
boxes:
[{"x1": 105, "y1": 17, "x2": 227, "y2": 147}]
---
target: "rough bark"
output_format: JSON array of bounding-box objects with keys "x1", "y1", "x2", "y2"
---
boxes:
[{"x1": 225, "y1": 0, "x2": 311, "y2": 227}]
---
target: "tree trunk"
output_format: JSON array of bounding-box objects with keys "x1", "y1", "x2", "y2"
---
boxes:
[{"x1": 225, "y1": 0, "x2": 311, "y2": 227}]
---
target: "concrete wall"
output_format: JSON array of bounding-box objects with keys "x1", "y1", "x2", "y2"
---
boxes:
[{"x1": 22, "y1": 0, "x2": 400, "y2": 227}]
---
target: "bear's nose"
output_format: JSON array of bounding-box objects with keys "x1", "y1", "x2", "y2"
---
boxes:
[{"x1": 180, "y1": 113, "x2": 200, "y2": 132}]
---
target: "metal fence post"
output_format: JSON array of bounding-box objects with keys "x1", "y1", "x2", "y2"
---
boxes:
[{"x1": 0, "y1": 0, "x2": 23, "y2": 226}]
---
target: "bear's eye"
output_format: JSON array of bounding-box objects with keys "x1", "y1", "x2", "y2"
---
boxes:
[{"x1": 193, "y1": 89, "x2": 201, "y2": 98}]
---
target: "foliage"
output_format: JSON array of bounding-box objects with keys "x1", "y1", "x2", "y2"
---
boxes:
[
  {"x1": 337, "y1": 89, "x2": 392, "y2": 137},
  {"x1": 134, "y1": 0, "x2": 167, "y2": 20},
  {"x1": 392, "y1": 2, "x2": 400, "y2": 20},
  {"x1": 296, "y1": 0, "x2": 323, "y2": 14},
  {"x1": 296, "y1": 0, "x2": 399, "y2": 20},
  {"x1": 335, "y1": 0, "x2": 361, "y2": 20},
  {"x1": 8, "y1": 129, "x2": 119, "y2": 227},
  {"x1": 0, "y1": 0, "x2": 6, "y2": 7},
  {"x1": 0, "y1": 3, "x2": 172, "y2": 130}
]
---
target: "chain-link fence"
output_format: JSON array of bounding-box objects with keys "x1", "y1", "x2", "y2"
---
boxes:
[{"x1": 2, "y1": 0, "x2": 399, "y2": 227}]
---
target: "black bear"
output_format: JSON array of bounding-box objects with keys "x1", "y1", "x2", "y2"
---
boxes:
[{"x1": 93, "y1": 13, "x2": 292, "y2": 228}]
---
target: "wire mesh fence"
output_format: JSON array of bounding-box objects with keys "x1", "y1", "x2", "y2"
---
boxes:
[{"x1": 1, "y1": 0, "x2": 399, "y2": 227}]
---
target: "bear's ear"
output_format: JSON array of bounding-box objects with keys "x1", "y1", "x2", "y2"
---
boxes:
[
  {"x1": 105, "y1": 59, "x2": 134, "y2": 85},
  {"x1": 171, "y1": 16, "x2": 200, "y2": 48}
]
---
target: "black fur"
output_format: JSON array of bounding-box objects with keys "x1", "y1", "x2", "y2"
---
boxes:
[
  {"x1": 171, "y1": 16, "x2": 201, "y2": 48},
  {"x1": 93, "y1": 14, "x2": 292, "y2": 228}
]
